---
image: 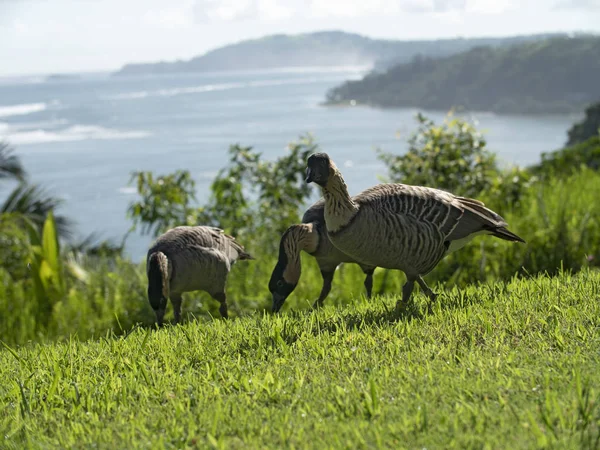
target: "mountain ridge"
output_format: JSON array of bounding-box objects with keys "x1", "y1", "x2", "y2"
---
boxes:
[{"x1": 114, "y1": 30, "x2": 567, "y2": 76}]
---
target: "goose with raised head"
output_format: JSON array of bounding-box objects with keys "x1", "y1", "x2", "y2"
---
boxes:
[
  {"x1": 304, "y1": 152, "x2": 525, "y2": 311},
  {"x1": 269, "y1": 198, "x2": 376, "y2": 313},
  {"x1": 146, "y1": 225, "x2": 254, "y2": 325}
]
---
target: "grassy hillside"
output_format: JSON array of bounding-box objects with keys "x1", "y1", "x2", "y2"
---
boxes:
[
  {"x1": 2, "y1": 270, "x2": 600, "y2": 449},
  {"x1": 326, "y1": 36, "x2": 600, "y2": 114},
  {"x1": 114, "y1": 31, "x2": 563, "y2": 76}
]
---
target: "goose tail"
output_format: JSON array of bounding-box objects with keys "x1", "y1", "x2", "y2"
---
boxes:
[{"x1": 147, "y1": 251, "x2": 170, "y2": 311}]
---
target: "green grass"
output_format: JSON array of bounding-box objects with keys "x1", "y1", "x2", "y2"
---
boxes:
[{"x1": 2, "y1": 270, "x2": 600, "y2": 449}]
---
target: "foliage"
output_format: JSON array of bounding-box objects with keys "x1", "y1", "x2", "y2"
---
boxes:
[
  {"x1": 67, "y1": 233, "x2": 126, "y2": 258},
  {"x1": 2, "y1": 270, "x2": 600, "y2": 449},
  {"x1": 0, "y1": 141, "x2": 25, "y2": 181},
  {"x1": 1, "y1": 183, "x2": 73, "y2": 239},
  {"x1": 0, "y1": 141, "x2": 72, "y2": 240},
  {"x1": 127, "y1": 170, "x2": 202, "y2": 237},
  {"x1": 204, "y1": 135, "x2": 317, "y2": 239},
  {"x1": 377, "y1": 112, "x2": 498, "y2": 197},
  {"x1": 326, "y1": 36, "x2": 600, "y2": 114},
  {"x1": 431, "y1": 169, "x2": 600, "y2": 287},
  {"x1": 529, "y1": 136, "x2": 600, "y2": 179},
  {"x1": 27, "y1": 211, "x2": 67, "y2": 323},
  {"x1": 127, "y1": 134, "x2": 318, "y2": 245},
  {"x1": 567, "y1": 102, "x2": 600, "y2": 146},
  {"x1": 0, "y1": 213, "x2": 34, "y2": 280},
  {"x1": 377, "y1": 112, "x2": 535, "y2": 215}
]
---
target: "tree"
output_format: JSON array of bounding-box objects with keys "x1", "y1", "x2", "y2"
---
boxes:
[
  {"x1": 566, "y1": 102, "x2": 600, "y2": 147},
  {"x1": 127, "y1": 134, "x2": 318, "y2": 246},
  {"x1": 377, "y1": 112, "x2": 498, "y2": 197}
]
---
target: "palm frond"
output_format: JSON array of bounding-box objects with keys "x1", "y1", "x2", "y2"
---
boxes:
[
  {"x1": 0, "y1": 141, "x2": 26, "y2": 181},
  {"x1": 1, "y1": 183, "x2": 74, "y2": 239},
  {"x1": 68, "y1": 231, "x2": 125, "y2": 257}
]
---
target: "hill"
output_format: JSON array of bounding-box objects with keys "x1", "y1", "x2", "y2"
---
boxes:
[
  {"x1": 2, "y1": 270, "x2": 599, "y2": 448},
  {"x1": 114, "y1": 30, "x2": 563, "y2": 76},
  {"x1": 325, "y1": 36, "x2": 600, "y2": 114}
]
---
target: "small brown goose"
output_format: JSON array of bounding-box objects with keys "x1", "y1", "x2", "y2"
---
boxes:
[
  {"x1": 146, "y1": 225, "x2": 254, "y2": 325},
  {"x1": 269, "y1": 198, "x2": 376, "y2": 313},
  {"x1": 305, "y1": 152, "x2": 525, "y2": 311}
]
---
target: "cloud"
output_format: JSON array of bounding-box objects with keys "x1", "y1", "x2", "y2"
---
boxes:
[
  {"x1": 465, "y1": 0, "x2": 520, "y2": 14},
  {"x1": 554, "y1": 0, "x2": 600, "y2": 9},
  {"x1": 188, "y1": 0, "x2": 525, "y2": 23},
  {"x1": 192, "y1": 0, "x2": 294, "y2": 22},
  {"x1": 143, "y1": 4, "x2": 195, "y2": 28}
]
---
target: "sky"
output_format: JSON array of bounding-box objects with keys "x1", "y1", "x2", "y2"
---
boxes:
[{"x1": 1, "y1": 0, "x2": 599, "y2": 76}]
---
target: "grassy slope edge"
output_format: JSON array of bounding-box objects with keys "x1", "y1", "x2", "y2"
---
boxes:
[{"x1": 1, "y1": 270, "x2": 600, "y2": 449}]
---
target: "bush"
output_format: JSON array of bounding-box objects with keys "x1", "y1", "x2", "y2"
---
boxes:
[
  {"x1": 529, "y1": 136, "x2": 600, "y2": 179},
  {"x1": 377, "y1": 112, "x2": 499, "y2": 197}
]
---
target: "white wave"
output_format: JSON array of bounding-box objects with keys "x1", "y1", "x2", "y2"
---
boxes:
[
  {"x1": 107, "y1": 74, "x2": 361, "y2": 101},
  {"x1": 2, "y1": 124, "x2": 151, "y2": 145},
  {"x1": 109, "y1": 82, "x2": 244, "y2": 100},
  {"x1": 0, "y1": 102, "x2": 48, "y2": 118}
]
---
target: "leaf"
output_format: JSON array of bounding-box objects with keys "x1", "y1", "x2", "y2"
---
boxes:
[{"x1": 42, "y1": 211, "x2": 61, "y2": 274}]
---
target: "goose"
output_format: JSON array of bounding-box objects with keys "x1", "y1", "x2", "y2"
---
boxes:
[
  {"x1": 269, "y1": 198, "x2": 376, "y2": 313},
  {"x1": 304, "y1": 152, "x2": 525, "y2": 311},
  {"x1": 146, "y1": 225, "x2": 254, "y2": 325}
]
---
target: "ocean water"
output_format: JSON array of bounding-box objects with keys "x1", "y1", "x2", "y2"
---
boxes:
[{"x1": 0, "y1": 68, "x2": 581, "y2": 261}]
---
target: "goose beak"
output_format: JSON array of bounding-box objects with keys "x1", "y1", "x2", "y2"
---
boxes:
[
  {"x1": 272, "y1": 293, "x2": 285, "y2": 313},
  {"x1": 305, "y1": 167, "x2": 314, "y2": 184}
]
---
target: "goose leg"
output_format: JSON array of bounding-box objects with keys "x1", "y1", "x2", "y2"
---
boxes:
[
  {"x1": 395, "y1": 277, "x2": 415, "y2": 313},
  {"x1": 416, "y1": 276, "x2": 438, "y2": 302},
  {"x1": 363, "y1": 269, "x2": 374, "y2": 299},
  {"x1": 313, "y1": 270, "x2": 335, "y2": 309},
  {"x1": 171, "y1": 294, "x2": 183, "y2": 324},
  {"x1": 212, "y1": 292, "x2": 228, "y2": 319},
  {"x1": 155, "y1": 308, "x2": 165, "y2": 327}
]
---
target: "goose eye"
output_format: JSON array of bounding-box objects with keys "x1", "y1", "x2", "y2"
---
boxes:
[{"x1": 276, "y1": 280, "x2": 284, "y2": 288}]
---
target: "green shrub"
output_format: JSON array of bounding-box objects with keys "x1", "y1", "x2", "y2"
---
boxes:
[
  {"x1": 529, "y1": 136, "x2": 600, "y2": 179},
  {"x1": 377, "y1": 112, "x2": 499, "y2": 197}
]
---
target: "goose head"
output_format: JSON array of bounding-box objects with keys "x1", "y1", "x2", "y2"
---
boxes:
[
  {"x1": 268, "y1": 263, "x2": 298, "y2": 313},
  {"x1": 305, "y1": 152, "x2": 333, "y2": 187}
]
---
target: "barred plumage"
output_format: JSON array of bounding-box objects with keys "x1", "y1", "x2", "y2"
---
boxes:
[
  {"x1": 146, "y1": 225, "x2": 254, "y2": 325},
  {"x1": 269, "y1": 199, "x2": 376, "y2": 313},
  {"x1": 305, "y1": 152, "x2": 525, "y2": 311}
]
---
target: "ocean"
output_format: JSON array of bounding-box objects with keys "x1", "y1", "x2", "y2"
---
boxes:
[{"x1": 0, "y1": 68, "x2": 581, "y2": 260}]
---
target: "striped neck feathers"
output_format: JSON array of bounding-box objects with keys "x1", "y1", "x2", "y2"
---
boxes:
[
  {"x1": 281, "y1": 223, "x2": 319, "y2": 284},
  {"x1": 322, "y1": 164, "x2": 359, "y2": 233}
]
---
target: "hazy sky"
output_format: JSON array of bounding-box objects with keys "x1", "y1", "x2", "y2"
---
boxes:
[{"x1": 1, "y1": 0, "x2": 599, "y2": 76}]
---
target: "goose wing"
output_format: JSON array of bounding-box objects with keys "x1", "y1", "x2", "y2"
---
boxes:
[
  {"x1": 355, "y1": 184, "x2": 464, "y2": 237},
  {"x1": 355, "y1": 184, "x2": 524, "y2": 244},
  {"x1": 207, "y1": 227, "x2": 255, "y2": 262}
]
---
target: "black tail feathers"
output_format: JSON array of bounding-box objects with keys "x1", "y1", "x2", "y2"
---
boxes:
[
  {"x1": 491, "y1": 227, "x2": 526, "y2": 244},
  {"x1": 147, "y1": 252, "x2": 168, "y2": 311}
]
